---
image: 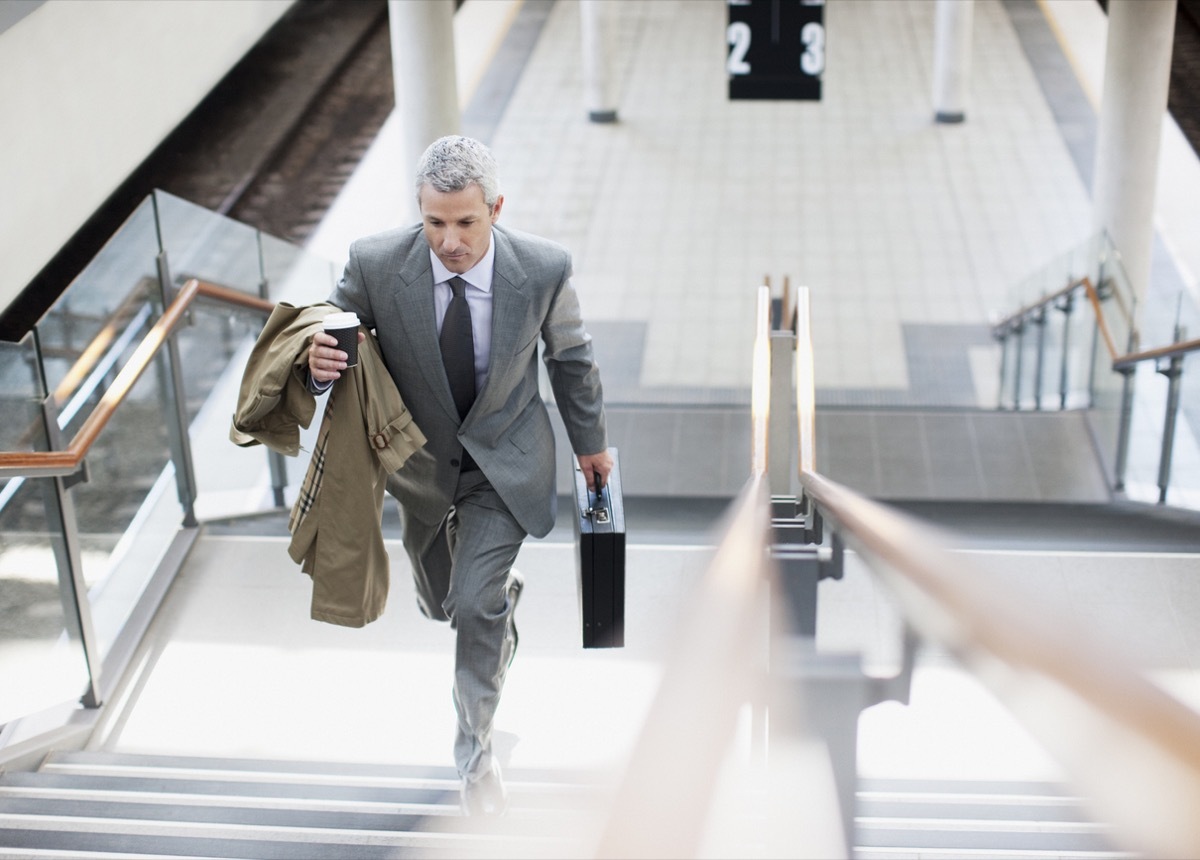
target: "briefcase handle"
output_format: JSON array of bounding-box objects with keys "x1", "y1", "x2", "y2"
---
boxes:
[{"x1": 586, "y1": 470, "x2": 611, "y2": 524}]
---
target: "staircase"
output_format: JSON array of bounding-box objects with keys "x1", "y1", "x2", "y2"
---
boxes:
[
  {"x1": 0, "y1": 752, "x2": 1133, "y2": 859},
  {"x1": 0, "y1": 751, "x2": 602, "y2": 859},
  {"x1": 857, "y1": 778, "x2": 1130, "y2": 859}
]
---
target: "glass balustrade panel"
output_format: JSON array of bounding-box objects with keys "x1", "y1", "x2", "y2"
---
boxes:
[
  {"x1": 997, "y1": 334, "x2": 1017, "y2": 409},
  {"x1": 154, "y1": 190, "x2": 263, "y2": 295},
  {"x1": 1120, "y1": 362, "x2": 1172, "y2": 505},
  {"x1": 260, "y1": 231, "x2": 337, "y2": 306},
  {"x1": 1087, "y1": 345, "x2": 1125, "y2": 486},
  {"x1": 36, "y1": 199, "x2": 161, "y2": 417},
  {"x1": 0, "y1": 336, "x2": 91, "y2": 725},
  {"x1": 55, "y1": 337, "x2": 180, "y2": 661},
  {"x1": 1117, "y1": 354, "x2": 1200, "y2": 510},
  {"x1": 179, "y1": 300, "x2": 301, "y2": 521},
  {"x1": 1093, "y1": 241, "x2": 1138, "y2": 358},
  {"x1": 184, "y1": 234, "x2": 337, "y2": 520},
  {"x1": 1169, "y1": 356, "x2": 1200, "y2": 509},
  {"x1": 1056, "y1": 286, "x2": 1101, "y2": 410}
]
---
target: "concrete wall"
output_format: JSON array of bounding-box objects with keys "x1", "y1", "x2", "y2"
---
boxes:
[{"x1": 0, "y1": 0, "x2": 294, "y2": 313}]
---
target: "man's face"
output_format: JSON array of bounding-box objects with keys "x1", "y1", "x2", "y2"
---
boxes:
[{"x1": 419, "y1": 184, "x2": 503, "y2": 274}]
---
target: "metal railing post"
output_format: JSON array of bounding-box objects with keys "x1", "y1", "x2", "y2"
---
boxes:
[
  {"x1": 1155, "y1": 333, "x2": 1186, "y2": 504},
  {"x1": 996, "y1": 329, "x2": 1010, "y2": 410},
  {"x1": 155, "y1": 253, "x2": 199, "y2": 527},
  {"x1": 1112, "y1": 328, "x2": 1141, "y2": 494},
  {"x1": 769, "y1": 330, "x2": 795, "y2": 496},
  {"x1": 769, "y1": 511, "x2": 841, "y2": 638},
  {"x1": 1032, "y1": 307, "x2": 1047, "y2": 410},
  {"x1": 1012, "y1": 318, "x2": 1026, "y2": 409},
  {"x1": 770, "y1": 623, "x2": 916, "y2": 856},
  {"x1": 1113, "y1": 365, "x2": 1136, "y2": 493},
  {"x1": 36, "y1": 387, "x2": 104, "y2": 708},
  {"x1": 1057, "y1": 290, "x2": 1074, "y2": 409}
]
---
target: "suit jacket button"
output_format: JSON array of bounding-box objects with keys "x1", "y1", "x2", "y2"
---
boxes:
[{"x1": 450, "y1": 458, "x2": 460, "y2": 467}]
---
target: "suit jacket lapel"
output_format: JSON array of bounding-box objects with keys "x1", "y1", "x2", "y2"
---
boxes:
[
  {"x1": 391, "y1": 233, "x2": 462, "y2": 422},
  {"x1": 475, "y1": 228, "x2": 530, "y2": 416}
]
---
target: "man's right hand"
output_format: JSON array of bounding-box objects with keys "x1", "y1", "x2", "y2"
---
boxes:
[{"x1": 308, "y1": 330, "x2": 365, "y2": 383}]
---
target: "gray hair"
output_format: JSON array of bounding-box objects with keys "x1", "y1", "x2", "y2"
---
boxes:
[{"x1": 414, "y1": 135, "x2": 501, "y2": 208}]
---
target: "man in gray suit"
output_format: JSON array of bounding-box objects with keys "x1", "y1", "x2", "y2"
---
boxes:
[{"x1": 308, "y1": 136, "x2": 611, "y2": 816}]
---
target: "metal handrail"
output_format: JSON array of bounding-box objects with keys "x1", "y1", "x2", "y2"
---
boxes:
[
  {"x1": 0, "y1": 279, "x2": 273, "y2": 479},
  {"x1": 793, "y1": 288, "x2": 1200, "y2": 859}
]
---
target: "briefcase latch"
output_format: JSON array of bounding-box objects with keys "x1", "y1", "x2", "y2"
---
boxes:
[{"x1": 590, "y1": 507, "x2": 610, "y2": 524}]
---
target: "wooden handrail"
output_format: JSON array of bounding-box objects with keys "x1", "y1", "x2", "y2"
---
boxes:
[
  {"x1": 193, "y1": 279, "x2": 273, "y2": 315},
  {"x1": 991, "y1": 275, "x2": 1134, "y2": 366},
  {"x1": 595, "y1": 473, "x2": 773, "y2": 859},
  {"x1": 0, "y1": 279, "x2": 272, "y2": 479},
  {"x1": 1000, "y1": 271, "x2": 1200, "y2": 370},
  {"x1": 798, "y1": 467, "x2": 1200, "y2": 858},
  {"x1": 1079, "y1": 275, "x2": 1122, "y2": 362},
  {"x1": 1113, "y1": 335, "x2": 1200, "y2": 370},
  {"x1": 793, "y1": 294, "x2": 1200, "y2": 858},
  {"x1": 51, "y1": 279, "x2": 157, "y2": 406},
  {"x1": 990, "y1": 277, "x2": 1087, "y2": 334}
]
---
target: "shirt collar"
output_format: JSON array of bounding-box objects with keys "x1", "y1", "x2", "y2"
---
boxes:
[{"x1": 429, "y1": 228, "x2": 496, "y2": 293}]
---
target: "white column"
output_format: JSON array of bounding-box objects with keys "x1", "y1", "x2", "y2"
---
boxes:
[
  {"x1": 580, "y1": 0, "x2": 618, "y2": 123},
  {"x1": 931, "y1": 0, "x2": 973, "y2": 123},
  {"x1": 1092, "y1": 0, "x2": 1177, "y2": 309},
  {"x1": 388, "y1": 0, "x2": 460, "y2": 222}
]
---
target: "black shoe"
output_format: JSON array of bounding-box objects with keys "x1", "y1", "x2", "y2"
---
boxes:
[{"x1": 460, "y1": 760, "x2": 508, "y2": 817}]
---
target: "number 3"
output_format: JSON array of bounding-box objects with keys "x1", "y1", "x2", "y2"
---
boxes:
[{"x1": 801, "y1": 21, "x2": 825, "y2": 76}]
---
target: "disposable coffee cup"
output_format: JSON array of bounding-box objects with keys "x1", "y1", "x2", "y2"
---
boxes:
[{"x1": 323, "y1": 311, "x2": 360, "y2": 367}]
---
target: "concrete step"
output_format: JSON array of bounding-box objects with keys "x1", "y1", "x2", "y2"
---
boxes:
[
  {"x1": 0, "y1": 751, "x2": 602, "y2": 859},
  {"x1": 855, "y1": 778, "x2": 1132, "y2": 858},
  {"x1": 0, "y1": 753, "x2": 1138, "y2": 859}
]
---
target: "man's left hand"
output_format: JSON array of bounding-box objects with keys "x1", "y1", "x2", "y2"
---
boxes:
[{"x1": 577, "y1": 449, "x2": 613, "y2": 492}]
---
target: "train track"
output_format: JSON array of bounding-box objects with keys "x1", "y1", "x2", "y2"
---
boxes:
[
  {"x1": 166, "y1": 0, "x2": 394, "y2": 247},
  {"x1": 1171, "y1": 0, "x2": 1200, "y2": 159}
]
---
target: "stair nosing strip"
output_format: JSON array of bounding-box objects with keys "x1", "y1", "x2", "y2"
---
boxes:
[
  {"x1": 0, "y1": 784, "x2": 456, "y2": 815},
  {"x1": 37, "y1": 762, "x2": 461, "y2": 790},
  {"x1": 0, "y1": 812, "x2": 567, "y2": 846},
  {"x1": 37, "y1": 761, "x2": 593, "y2": 794},
  {"x1": 0, "y1": 850, "x2": 221, "y2": 860},
  {"x1": 855, "y1": 816, "x2": 1115, "y2": 834},
  {"x1": 857, "y1": 790, "x2": 1085, "y2": 806},
  {"x1": 853, "y1": 848, "x2": 1134, "y2": 860}
]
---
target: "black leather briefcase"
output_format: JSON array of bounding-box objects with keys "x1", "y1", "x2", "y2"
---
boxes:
[{"x1": 573, "y1": 446, "x2": 625, "y2": 648}]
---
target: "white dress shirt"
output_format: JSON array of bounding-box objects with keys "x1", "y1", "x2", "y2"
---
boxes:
[
  {"x1": 312, "y1": 230, "x2": 498, "y2": 397},
  {"x1": 430, "y1": 229, "x2": 495, "y2": 397}
]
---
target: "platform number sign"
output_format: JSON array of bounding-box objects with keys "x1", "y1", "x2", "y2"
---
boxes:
[{"x1": 727, "y1": 0, "x2": 824, "y2": 100}]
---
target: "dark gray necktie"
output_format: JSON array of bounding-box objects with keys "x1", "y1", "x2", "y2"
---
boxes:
[{"x1": 440, "y1": 276, "x2": 476, "y2": 419}]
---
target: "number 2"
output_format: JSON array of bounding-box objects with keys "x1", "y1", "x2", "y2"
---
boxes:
[{"x1": 727, "y1": 21, "x2": 751, "y2": 75}]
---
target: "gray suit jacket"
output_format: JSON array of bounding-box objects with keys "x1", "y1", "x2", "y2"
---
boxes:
[{"x1": 328, "y1": 222, "x2": 607, "y2": 538}]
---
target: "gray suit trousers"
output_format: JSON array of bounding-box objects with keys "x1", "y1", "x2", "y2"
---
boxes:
[{"x1": 390, "y1": 469, "x2": 525, "y2": 779}]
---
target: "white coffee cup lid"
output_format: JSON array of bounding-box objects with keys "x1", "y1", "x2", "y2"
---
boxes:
[{"x1": 324, "y1": 311, "x2": 359, "y2": 329}]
